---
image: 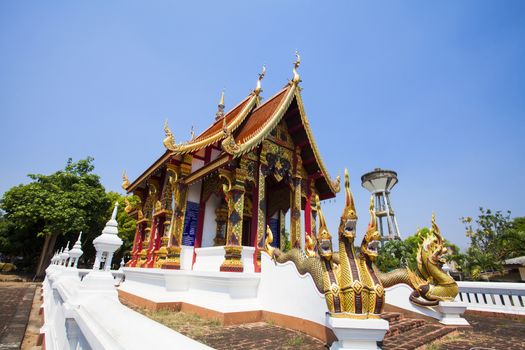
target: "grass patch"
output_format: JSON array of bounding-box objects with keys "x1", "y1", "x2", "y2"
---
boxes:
[
  {"x1": 122, "y1": 302, "x2": 222, "y2": 341},
  {"x1": 285, "y1": 335, "x2": 305, "y2": 346}
]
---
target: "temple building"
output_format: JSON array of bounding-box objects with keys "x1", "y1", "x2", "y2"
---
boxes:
[{"x1": 123, "y1": 55, "x2": 340, "y2": 273}]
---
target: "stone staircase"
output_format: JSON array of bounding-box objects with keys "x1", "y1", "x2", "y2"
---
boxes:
[{"x1": 379, "y1": 312, "x2": 457, "y2": 350}]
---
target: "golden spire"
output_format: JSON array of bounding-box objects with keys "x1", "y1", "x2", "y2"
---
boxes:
[
  {"x1": 216, "y1": 90, "x2": 225, "y2": 121},
  {"x1": 254, "y1": 65, "x2": 266, "y2": 95},
  {"x1": 292, "y1": 50, "x2": 301, "y2": 84},
  {"x1": 190, "y1": 125, "x2": 195, "y2": 141}
]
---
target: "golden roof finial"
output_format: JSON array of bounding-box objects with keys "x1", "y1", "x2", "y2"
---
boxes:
[
  {"x1": 219, "y1": 89, "x2": 225, "y2": 107},
  {"x1": 216, "y1": 90, "x2": 226, "y2": 121},
  {"x1": 254, "y1": 65, "x2": 266, "y2": 95},
  {"x1": 292, "y1": 50, "x2": 301, "y2": 84},
  {"x1": 163, "y1": 119, "x2": 177, "y2": 150},
  {"x1": 121, "y1": 171, "x2": 130, "y2": 190},
  {"x1": 190, "y1": 125, "x2": 195, "y2": 141}
]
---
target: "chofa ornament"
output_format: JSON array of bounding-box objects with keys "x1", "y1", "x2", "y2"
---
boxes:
[{"x1": 265, "y1": 168, "x2": 458, "y2": 319}]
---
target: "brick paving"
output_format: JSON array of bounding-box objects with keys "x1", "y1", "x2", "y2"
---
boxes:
[
  {"x1": 122, "y1": 298, "x2": 525, "y2": 350},
  {"x1": 195, "y1": 322, "x2": 326, "y2": 350},
  {"x1": 0, "y1": 282, "x2": 37, "y2": 350},
  {"x1": 431, "y1": 314, "x2": 525, "y2": 350}
]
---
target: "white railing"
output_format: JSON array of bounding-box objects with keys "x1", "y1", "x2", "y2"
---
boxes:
[
  {"x1": 77, "y1": 268, "x2": 125, "y2": 285},
  {"x1": 456, "y1": 281, "x2": 525, "y2": 315},
  {"x1": 41, "y1": 264, "x2": 211, "y2": 350}
]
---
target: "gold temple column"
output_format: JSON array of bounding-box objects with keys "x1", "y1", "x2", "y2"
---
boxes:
[
  {"x1": 220, "y1": 167, "x2": 247, "y2": 272},
  {"x1": 279, "y1": 209, "x2": 286, "y2": 251},
  {"x1": 138, "y1": 181, "x2": 158, "y2": 267},
  {"x1": 255, "y1": 164, "x2": 267, "y2": 270},
  {"x1": 154, "y1": 165, "x2": 176, "y2": 268},
  {"x1": 163, "y1": 156, "x2": 192, "y2": 269},
  {"x1": 290, "y1": 173, "x2": 302, "y2": 249}
]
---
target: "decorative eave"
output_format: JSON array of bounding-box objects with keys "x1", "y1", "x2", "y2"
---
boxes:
[{"x1": 294, "y1": 90, "x2": 340, "y2": 196}]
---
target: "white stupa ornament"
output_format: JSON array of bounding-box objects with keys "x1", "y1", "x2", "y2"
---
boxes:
[
  {"x1": 60, "y1": 244, "x2": 70, "y2": 266},
  {"x1": 92, "y1": 202, "x2": 123, "y2": 271},
  {"x1": 68, "y1": 232, "x2": 84, "y2": 268}
]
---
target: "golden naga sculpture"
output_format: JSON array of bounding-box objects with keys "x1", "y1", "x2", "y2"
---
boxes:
[{"x1": 265, "y1": 168, "x2": 458, "y2": 319}]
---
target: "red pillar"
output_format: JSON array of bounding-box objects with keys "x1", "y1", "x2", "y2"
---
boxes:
[{"x1": 128, "y1": 224, "x2": 142, "y2": 267}]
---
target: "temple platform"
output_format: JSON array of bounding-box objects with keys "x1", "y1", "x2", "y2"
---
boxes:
[{"x1": 120, "y1": 252, "x2": 337, "y2": 343}]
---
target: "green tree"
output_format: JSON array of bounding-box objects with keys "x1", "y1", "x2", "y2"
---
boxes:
[
  {"x1": 461, "y1": 208, "x2": 525, "y2": 279},
  {"x1": 0, "y1": 158, "x2": 110, "y2": 277}
]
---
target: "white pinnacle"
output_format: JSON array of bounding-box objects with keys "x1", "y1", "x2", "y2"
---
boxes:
[{"x1": 68, "y1": 232, "x2": 84, "y2": 268}]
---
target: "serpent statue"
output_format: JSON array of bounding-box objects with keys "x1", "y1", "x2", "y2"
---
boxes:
[{"x1": 265, "y1": 169, "x2": 458, "y2": 319}]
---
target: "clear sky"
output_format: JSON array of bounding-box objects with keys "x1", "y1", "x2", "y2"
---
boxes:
[{"x1": 1, "y1": 1, "x2": 524, "y2": 250}]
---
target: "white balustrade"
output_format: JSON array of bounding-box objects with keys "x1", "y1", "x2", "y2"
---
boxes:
[
  {"x1": 41, "y1": 264, "x2": 211, "y2": 350},
  {"x1": 456, "y1": 281, "x2": 525, "y2": 315}
]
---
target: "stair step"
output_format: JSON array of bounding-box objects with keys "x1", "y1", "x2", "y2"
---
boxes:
[
  {"x1": 381, "y1": 324, "x2": 456, "y2": 350},
  {"x1": 384, "y1": 318, "x2": 426, "y2": 337},
  {"x1": 380, "y1": 312, "x2": 403, "y2": 323}
]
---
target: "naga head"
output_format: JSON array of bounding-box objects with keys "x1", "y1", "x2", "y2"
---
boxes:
[
  {"x1": 339, "y1": 169, "x2": 358, "y2": 241},
  {"x1": 315, "y1": 195, "x2": 333, "y2": 260},
  {"x1": 421, "y1": 213, "x2": 448, "y2": 266},
  {"x1": 360, "y1": 196, "x2": 381, "y2": 260}
]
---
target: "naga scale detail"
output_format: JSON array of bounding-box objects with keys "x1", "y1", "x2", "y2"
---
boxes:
[{"x1": 265, "y1": 169, "x2": 458, "y2": 319}]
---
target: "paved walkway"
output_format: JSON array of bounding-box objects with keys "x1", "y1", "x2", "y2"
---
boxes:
[
  {"x1": 432, "y1": 314, "x2": 525, "y2": 350},
  {"x1": 0, "y1": 282, "x2": 36, "y2": 350}
]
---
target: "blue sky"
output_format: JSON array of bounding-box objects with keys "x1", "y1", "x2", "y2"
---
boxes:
[{"x1": 1, "y1": 1, "x2": 524, "y2": 249}]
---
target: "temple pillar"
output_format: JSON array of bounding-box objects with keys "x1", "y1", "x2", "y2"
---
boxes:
[
  {"x1": 279, "y1": 209, "x2": 286, "y2": 251},
  {"x1": 304, "y1": 179, "x2": 313, "y2": 248},
  {"x1": 254, "y1": 164, "x2": 267, "y2": 272},
  {"x1": 163, "y1": 157, "x2": 192, "y2": 269},
  {"x1": 138, "y1": 181, "x2": 158, "y2": 267},
  {"x1": 290, "y1": 173, "x2": 302, "y2": 249},
  {"x1": 129, "y1": 222, "x2": 144, "y2": 267},
  {"x1": 220, "y1": 167, "x2": 247, "y2": 272},
  {"x1": 154, "y1": 166, "x2": 175, "y2": 268}
]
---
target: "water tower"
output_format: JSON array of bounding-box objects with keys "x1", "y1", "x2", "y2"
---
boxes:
[{"x1": 361, "y1": 168, "x2": 401, "y2": 242}]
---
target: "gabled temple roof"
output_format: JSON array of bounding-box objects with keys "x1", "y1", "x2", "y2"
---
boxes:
[{"x1": 126, "y1": 61, "x2": 340, "y2": 199}]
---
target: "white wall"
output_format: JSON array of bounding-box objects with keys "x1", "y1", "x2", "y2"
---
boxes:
[
  {"x1": 210, "y1": 148, "x2": 221, "y2": 162},
  {"x1": 187, "y1": 181, "x2": 202, "y2": 203},
  {"x1": 202, "y1": 194, "x2": 220, "y2": 248}
]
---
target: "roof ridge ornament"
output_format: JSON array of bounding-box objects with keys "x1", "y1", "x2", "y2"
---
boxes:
[
  {"x1": 254, "y1": 65, "x2": 266, "y2": 95},
  {"x1": 163, "y1": 119, "x2": 178, "y2": 151},
  {"x1": 216, "y1": 90, "x2": 226, "y2": 121},
  {"x1": 121, "y1": 171, "x2": 130, "y2": 190},
  {"x1": 292, "y1": 50, "x2": 301, "y2": 84}
]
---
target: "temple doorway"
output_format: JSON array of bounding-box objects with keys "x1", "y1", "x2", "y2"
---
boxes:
[{"x1": 265, "y1": 176, "x2": 291, "y2": 250}]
